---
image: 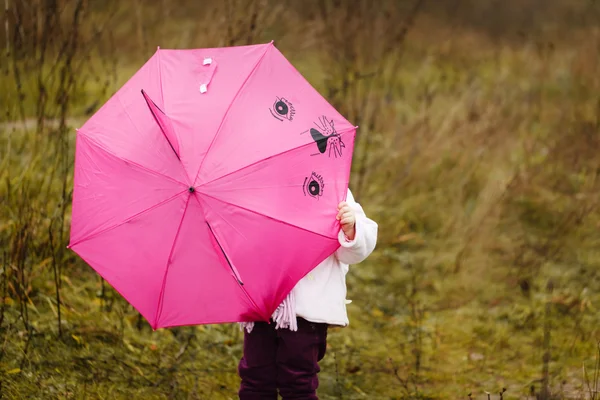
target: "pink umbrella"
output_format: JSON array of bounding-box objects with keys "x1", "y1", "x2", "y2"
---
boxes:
[{"x1": 68, "y1": 42, "x2": 356, "y2": 329}]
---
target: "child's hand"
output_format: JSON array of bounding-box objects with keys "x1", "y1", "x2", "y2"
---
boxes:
[{"x1": 336, "y1": 202, "x2": 356, "y2": 241}]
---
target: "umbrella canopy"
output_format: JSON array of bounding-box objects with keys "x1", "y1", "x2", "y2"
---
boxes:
[{"x1": 68, "y1": 42, "x2": 356, "y2": 329}]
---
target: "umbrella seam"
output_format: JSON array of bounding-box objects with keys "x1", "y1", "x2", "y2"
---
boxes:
[
  {"x1": 77, "y1": 130, "x2": 189, "y2": 188},
  {"x1": 192, "y1": 195, "x2": 269, "y2": 321},
  {"x1": 156, "y1": 48, "x2": 166, "y2": 112},
  {"x1": 194, "y1": 194, "x2": 249, "y2": 242},
  {"x1": 68, "y1": 190, "x2": 188, "y2": 248},
  {"x1": 154, "y1": 48, "x2": 186, "y2": 173},
  {"x1": 198, "y1": 126, "x2": 356, "y2": 188},
  {"x1": 197, "y1": 191, "x2": 339, "y2": 241},
  {"x1": 154, "y1": 193, "x2": 192, "y2": 328},
  {"x1": 192, "y1": 42, "x2": 274, "y2": 186},
  {"x1": 153, "y1": 49, "x2": 189, "y2": 182}
]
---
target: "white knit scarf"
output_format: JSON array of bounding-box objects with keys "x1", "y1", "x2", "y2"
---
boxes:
[{"x1": 239, "y1": 290, "x2": 297, "y2": 333}]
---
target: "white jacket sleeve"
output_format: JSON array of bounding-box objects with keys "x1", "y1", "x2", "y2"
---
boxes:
[{"x1": 335, "y1": 189, "x2": 378, "y2": 265}]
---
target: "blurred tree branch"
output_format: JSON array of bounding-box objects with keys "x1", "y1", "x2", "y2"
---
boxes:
[{"x1": 311, "y1": 0, "x2": 426, "y2": 199}]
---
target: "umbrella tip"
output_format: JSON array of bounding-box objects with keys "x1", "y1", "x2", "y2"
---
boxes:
[{"x1": 157, "y1": 46, "x2": 160, "y2": 51}]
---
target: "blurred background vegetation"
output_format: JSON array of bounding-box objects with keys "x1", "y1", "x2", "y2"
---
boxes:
[{"x1": 2, "y1": 0, "x2": 600, "y2": 398}]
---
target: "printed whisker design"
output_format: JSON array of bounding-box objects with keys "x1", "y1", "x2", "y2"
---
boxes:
[{"x1": 307, "y1": 115, "x2": 345, "y2": 158}]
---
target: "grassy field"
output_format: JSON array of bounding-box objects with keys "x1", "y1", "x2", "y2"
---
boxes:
[{"x1": 2, "y1": 0, "x2": 600, "y2": 398}]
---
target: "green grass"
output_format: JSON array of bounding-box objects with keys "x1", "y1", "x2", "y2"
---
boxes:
[{"x1": 2, "y1": 244, "x2": 598, "y2": 399}]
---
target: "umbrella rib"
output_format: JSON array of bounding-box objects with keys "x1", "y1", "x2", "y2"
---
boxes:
[
  {"x1": 199, "y1": 126, "x2": 356, "y2": 188},
  {"x1": 115, "y1": 90, "x2": 188, "y2": 182},
  {"x1": 68, "y1": 190, "x2": 188, "y2": 249},
  {"x1": 153, "y1": 193, "x2": 192, "y2": 329},
  {"x1": 198, "y1": 191, "x2": 339, "y2": 241},
  {"x1": 77, "y1": 131, "x2": 188, "y2": 188},
  {"x1": 141, "y1": 89, "x2": 180, "y2": 161},
  {"x1": 205, "y1": 221, "x2": 244, "y2": 286},
  {"x1": 192, "y1": 42, "x2": 273, "y2": 186}
]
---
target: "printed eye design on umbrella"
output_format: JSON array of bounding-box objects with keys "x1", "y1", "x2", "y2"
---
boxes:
[
  {"x1": 309, "y1": 116, "x2": 345, "y2": 158},
  {"x1": 303, "y1": 172, "x2": 324, "y2": 199},
  {"x1": 270, "y1": 97, "x2": 295, "y2": 121}
]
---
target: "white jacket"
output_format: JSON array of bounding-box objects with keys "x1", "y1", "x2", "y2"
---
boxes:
[{"x1": 293, "y1": 189, "x2": 378, "y2": 326}]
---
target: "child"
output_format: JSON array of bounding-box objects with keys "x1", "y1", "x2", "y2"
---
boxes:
[{"x1": 238, "y1": 189, "x2": 378, "y2": 399}]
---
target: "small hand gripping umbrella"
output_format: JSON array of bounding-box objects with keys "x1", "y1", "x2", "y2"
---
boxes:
[{"x1": 68, "y1": 42, "x2": 356, "y2": 329}]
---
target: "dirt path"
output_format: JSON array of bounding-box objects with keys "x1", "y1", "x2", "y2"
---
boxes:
[{"x1": 0, "y1": 118, "x2": 84, "y2": 132}]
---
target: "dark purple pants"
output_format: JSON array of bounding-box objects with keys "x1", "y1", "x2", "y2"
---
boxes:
[{"x1": 238, "y1": 318, "x2": 328, "y2": 400}]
